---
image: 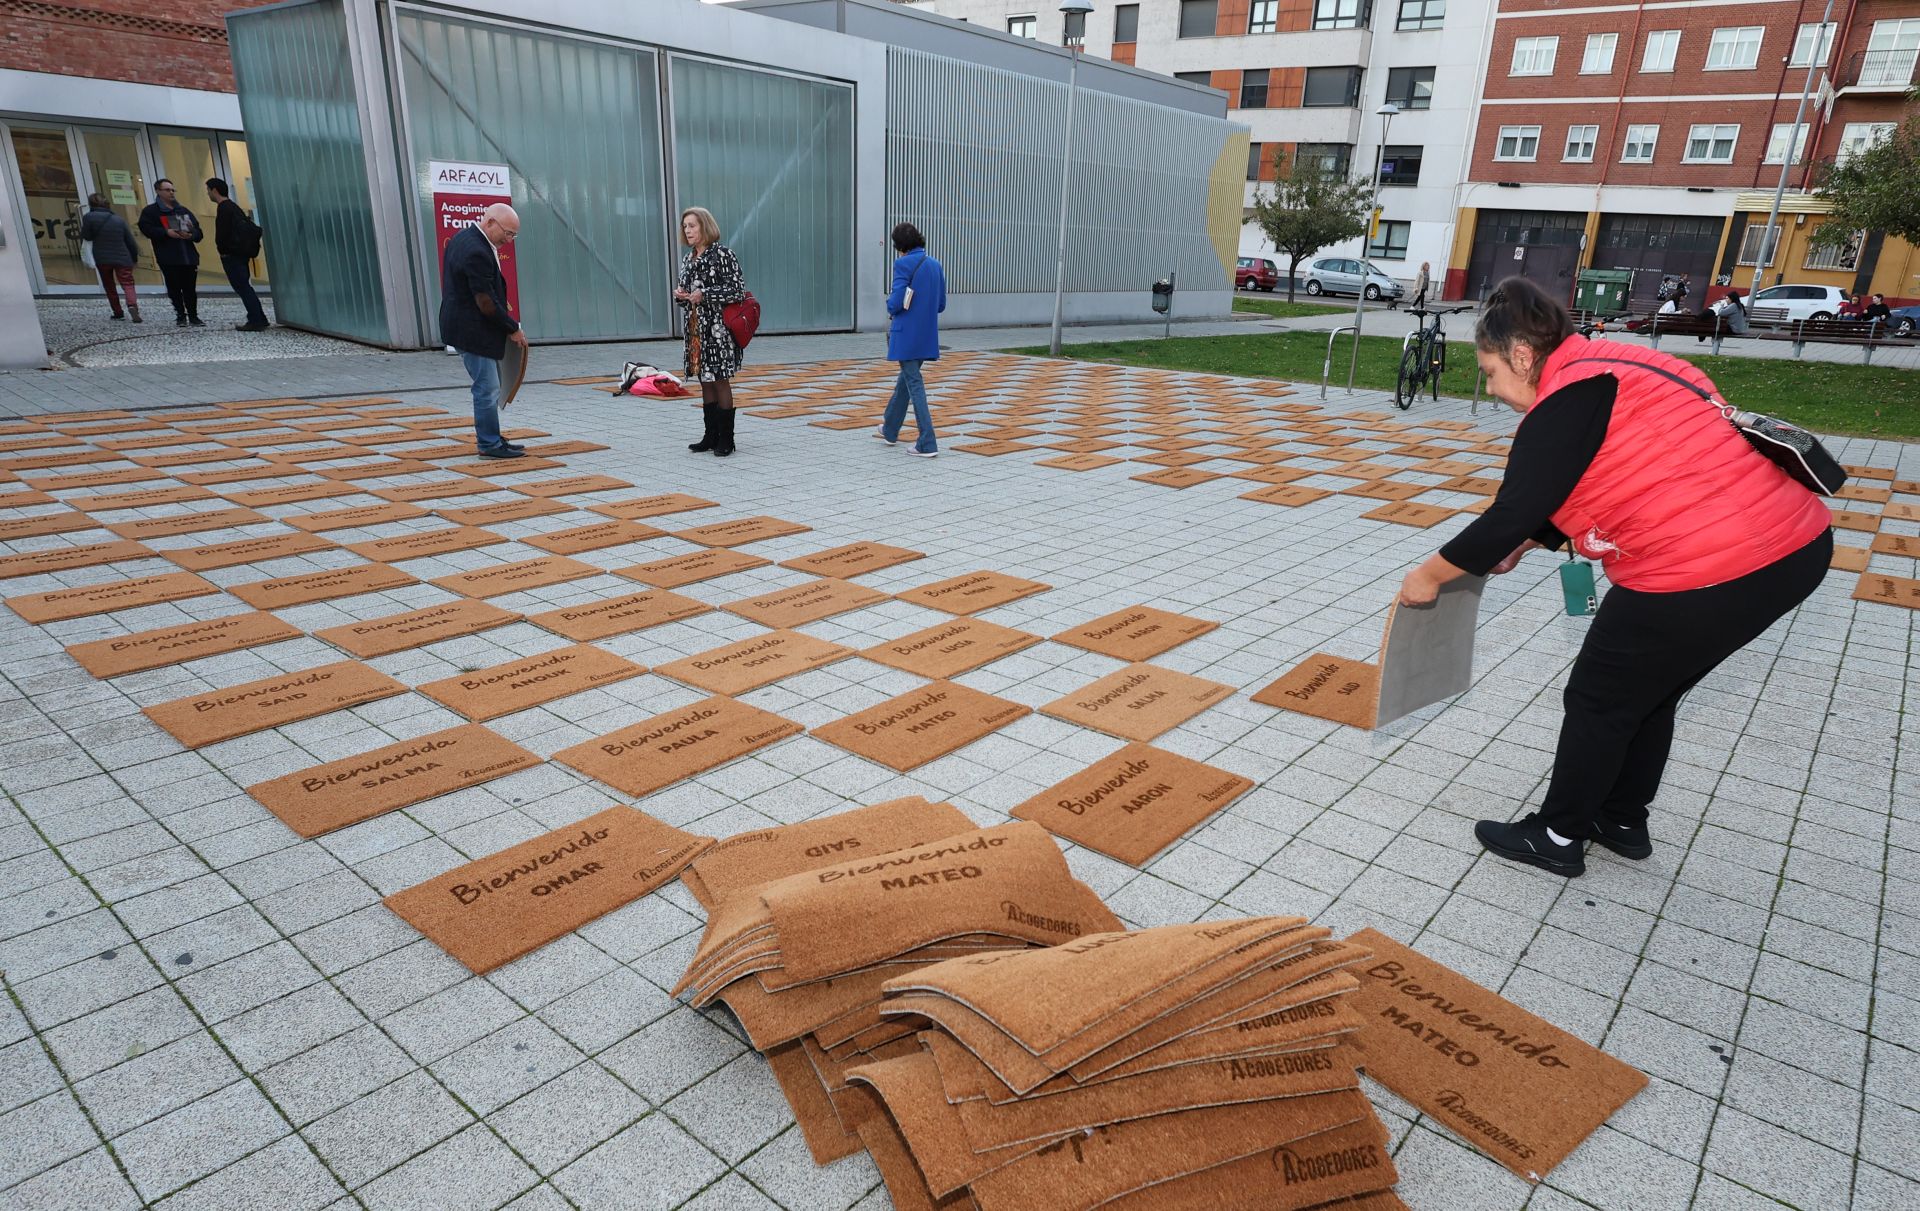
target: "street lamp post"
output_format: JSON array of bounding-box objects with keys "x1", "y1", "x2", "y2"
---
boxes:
[
  {"x1": 1048, "y1": 0, "x2": 1094, "y2": 357},
  {"x1": 1750, "y1": 0, "x2": 1838, "y2": 304},
  {"x1": 1347, "y1": 103, "x2": 1402, "y2": 391}
]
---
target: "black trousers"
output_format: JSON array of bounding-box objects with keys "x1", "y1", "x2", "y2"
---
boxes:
[
  {"x1": 221, "y1": 256, "x2": 268, "y2": 326},
  {"x1": 1537, "y1": 529, "x2": 1831, "y2": 835},
  {"x1": 160, "y1": 263, "x2": 199, "y2": 320}
]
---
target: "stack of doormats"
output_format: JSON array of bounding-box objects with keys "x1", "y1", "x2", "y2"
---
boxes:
[
  {"x1": 670, "y1": 806, "x2": 1120, "y2": 1163},
  {"x1": 844, "y1": 919, "x2": 1395, "y2": 1210}
]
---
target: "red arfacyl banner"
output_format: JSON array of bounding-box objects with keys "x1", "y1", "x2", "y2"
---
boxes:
[{"x1": 430, "y1": 160, "x2": 518, "y2": 320}]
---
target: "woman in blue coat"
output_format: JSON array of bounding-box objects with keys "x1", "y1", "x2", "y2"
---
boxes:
[{"x1": 875, "y1": 223, "x2": 946, "y2": 457}]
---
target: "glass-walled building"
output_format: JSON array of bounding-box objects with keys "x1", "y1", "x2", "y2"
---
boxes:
[{"x1": 226, "y1": 0, "x2": 1247, "y2": 349}]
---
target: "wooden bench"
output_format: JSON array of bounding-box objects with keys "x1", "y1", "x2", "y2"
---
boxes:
[
  {"x1": 1755, "y1": 317, "x2": 1911, "y2": 364},
  {"x1": 1618, "y1": 311, "x2": 1748, "y2": 354}
]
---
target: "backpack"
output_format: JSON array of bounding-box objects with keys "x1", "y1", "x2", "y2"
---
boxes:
[{"x1": 231, "y1": 204, "x2": 263, "y2": 260}]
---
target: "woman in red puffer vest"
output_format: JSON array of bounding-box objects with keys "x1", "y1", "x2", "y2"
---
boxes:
[{"x1": 1398, "y1": 277, "x2": 1831, "y2": 878}]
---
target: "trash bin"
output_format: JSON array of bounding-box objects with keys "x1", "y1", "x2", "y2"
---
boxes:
[
  {"x1": 1575, "y1": 269, "x2": 1633, "y2": 318},
  {"x1": 1150, "y1": 276, "x2": 1175, "y2": 314}
]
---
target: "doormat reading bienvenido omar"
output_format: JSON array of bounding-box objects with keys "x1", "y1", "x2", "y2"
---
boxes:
[
  {"x1": 386, "y1": 805, "x2": 714, "y2": 974},
  {"x1": 812, "y1": 681, "x2": 1031, "y2": 771},
  {"x1": 144, "y1": 659, "x2": 406, "y2": 748},
  {"x1": 554, "y1": 696, "x2": 803, "y2": 798},
  {"x1": 66, "y1": 611, "x2": 303, "y2": 679},
  {"x1": 249, "y1": 722, "x2": 541, "y2": 837},
  {"x1": 418, "y1": 644, "x2": 646, "y2": 721},
  {"x1": 1012, "y1": 741, "x2": 1254, "y2": 865}
]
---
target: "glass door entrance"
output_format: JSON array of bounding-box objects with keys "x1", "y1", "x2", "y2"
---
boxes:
[
  {"x1": 151, "y1": 130, "x2": 225, "y2": 289},
  {"x1": 78, "y1": 128, "x2": 160, "y2": 286},
  {"x1": 8, "y1": 126, "x2": 87, "y2": 288}
]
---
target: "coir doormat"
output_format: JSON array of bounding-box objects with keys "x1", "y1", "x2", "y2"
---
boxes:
[
  {"x1": 343, "y1": 526, "x2": 505, "y2": 562},
  {"x1": 554, "y1": 696, "x2": 802, "y2": 798},
  {"x1": 656, "y1": 631, "x2": 855, "y2": 695},
  {"x1": 1012, "y1": 741, "x2": 1253, "y2": 865},
  {"x1": 419, "y1": 643, "x2": 645, "y2": 721},
  {"x1": 1854, "y1": 572, "x2": 1920, "y2": 608},
  {"x1": 587, "y1": 492, "x2": 718, "y2": 521},
  {"x1": 249, "y1": 722, "x2": 541, "y2": 837},
  {"x1": 1041, "y1": 663, "x2": 1234, "y2": 742},
  {"x1": 229, "y1": 563, "x2": 418, "y2": 609},
  {"x1": 144, "y1": 659, "x2": 406, "y2": 748},
  {"x1": 279, "y1": 503, "x2": 429, "y2": 533},
  {"x1": 860, "y1": 618, "x2": 1042, "y2": 680},
  {"x1": 1252, "y1": 655, "x2": 1380, "y2": 728},
  {"x1": 435, "y1": 497, "x2": 572, "y2": 526},
  {"x1": 1053, "y1": 606, "x2": 1218, "y2": 662},
  {"x1": 163, "y1": 532, "x2": 338, "y2": 572},
  {"x1": 66, "y1": 610, "x2": 302, "y2": 678},
  {"x1": 673, "y1": 515, "x2": 814, "y2": 547},
  {"x1": 105, "y1": 507, "x2": 271, "y2": 539},
  {"x1": 430, "y1": 555, "x2": 600, "y2": 598},
  {"x1": 385, "y1": 805, "x2": 714, "y2": 973},
  {"x1": 813, "y1": 681, "x2": 1031, "y2": 771},
  {"x1": 315, "y1": 600, "x2": 522, "y2": 658},
  {"x1": 616, "y1": 549, "x2": 771, "y2": 588},
  {"x1": 0, "y1": 540, "x2": 152, "y2": 580},
  {"x1": 1344, "y1": 928, "x2": 1647, "y2": 1181},
  {"x1": 523, "y1": 520, "x2": 667, "y2": 555},
  {"x1": 7, "y1": 571, "x2": 217, "y2": 623},
  {"x1": 723, "y1": 578, "x2": 889, "y2": 628},
  {"x1": 778, "y1": 542, "x2": 925, "y2": 578},
  {"x1": 895, "y1": 571, "x2": 1051, "y2": 615},
  {"x1": 509, "y1": 474, "x2": 633, "y2": 498}
]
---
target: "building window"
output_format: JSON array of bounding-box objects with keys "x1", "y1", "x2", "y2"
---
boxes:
[
  {"x1": 1369, "y1": 220, "x2": 1411, "y2": 259},
  {"x1": 1174, "y1": 70, "x2": 1213, "y2": 86},
  {"x1": 1385, "y1": 66, "x2": 1435, "y2": 110},
  {"x1": 1621, "y1": 124, "x2": 1658, "y2": 162},
  {"x1": 1804, "y1": 226, "x2": 1864, "y2": 271},
  {"x1": 1240, "y1": 72, "x2": 1270, "y2": 108},
  {"x1": 1861, "y1": 20, "x2": 1920, "y2": 87},
  {"x1": 1683, "y1": 123, "x2": 1739, "y2": 162},
  {"x1": 1248, "y1": 142, "x2": 1265, "y2": 181},
  {"x1": 1248, "y1": 0, "x2": 1277, "y2": 34},
  {"x1": 1641, "y1": 30, "x2": 1680, "y2": 72},
  {"x1": 1179, "y1": 0, "x2": 1218, "y2": 38},
  {"x1": 1299, "y1": 143, "x2": 1353, "y2": 176},
  {"x1": 1764, "y1": 124, "x2": 1809, "y2": 164},
  {"x1": 1789, "y1": 22, "x2": 1835, "y2": 67},
  {"x1": 1114, "y1": 4, "x2": 1140, "y2": 42},
  {"x1": 1398, "y1": 0, "x2": 1444, "y2": 30},
  {"x1": 1510, "y1": 36, "x2": 1559, "y2": 76},
  {"x1": 1379, "y1": 145, "x2": 1422, "y2": 185},
  {"x1": 1007, "y1": 15, "x2": 1037, "y2": 38},
  {"x1": 1062, "y1": 9, "x2": 1085, "y2": 46},
  {"x1": 1495, "y1": 125, "x2": 1541, "y2": 161},
  {"x1": 1563, "y1": 124, "x2": 1598, "y2": 161},
  {"x1": 1706, "y1": 27, "x2": 1763, "y2": 70},
  {"x1": 1736, "y1": 225, "x2": 1780, "y2": 266},
  {"x1": 1838, "y1": 122, "x2": 1897, "y2": 161},
  {"x1": 1313, "y1": 0, "x2": 1370, "y2": 31},
  {"x1": 1303, "y1": 66, "x2": 1364, "y2": 106},
  {"x1": 1581, "y1": 33, "x2": 1618, "y2": 74}
]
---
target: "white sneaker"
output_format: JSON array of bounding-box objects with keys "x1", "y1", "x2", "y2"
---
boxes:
[
  {"x1": 872, "y1": 429, "x2": 895, "y2": 444},
  {"x1": 907, "y1": 449, "x2": 937, "y2": 459}
]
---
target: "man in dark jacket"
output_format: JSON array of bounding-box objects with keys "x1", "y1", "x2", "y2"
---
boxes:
[
  {"x1": 440, "y1": 203, "x2": 527, "y2": 459},
  {"x1": 137, "y1": 179, "x2": 204, "y2": 326},
  {"x1": 206, "y1": 177, "x2": 269, "y2": 332},
  {"x1": 78, "y1": 194, "x2": 141, "y2": 322}
]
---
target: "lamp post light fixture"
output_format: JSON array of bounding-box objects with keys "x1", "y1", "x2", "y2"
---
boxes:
[
  {"x1": 1047, "y1": 0, "x2": 1095, "y2": 357},
  {"x1": 1348, "y1": 102, "x2": 1402, "y2": 391}
]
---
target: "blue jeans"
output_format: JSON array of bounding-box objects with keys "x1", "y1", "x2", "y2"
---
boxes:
[
  {"x1": 459, "y1": 351, "x2": 507, "y2": 453},
  {"x1": 221, "y1": 255, "x2": 268, "y2": 327},
  {"x1": 882, "y1": 360, "x2": 937, "y2": 453}
]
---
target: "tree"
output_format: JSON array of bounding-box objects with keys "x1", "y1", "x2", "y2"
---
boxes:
[
  {"x1": 1248, "y1": 151, "x2": 1373, "y2": 303},
  {"x1": 1810, "y1": 119, "x2": 1920, "y2": 249}
]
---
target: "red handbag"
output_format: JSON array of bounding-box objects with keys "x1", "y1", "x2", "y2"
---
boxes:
[{"x1": 722, "y1": 292, "x2": 761, "y2": 350}]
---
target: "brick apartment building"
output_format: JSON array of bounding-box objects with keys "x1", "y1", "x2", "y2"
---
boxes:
[
  {"x1": 903, "y1": 0, "x2": 1499, "y2": 289},
  {"x1": 0, "y1": 0, "x2": 275, "y2": 299},
  {"x1": 1452, "y1": 0, "x2": 1920, "y2": 307}
]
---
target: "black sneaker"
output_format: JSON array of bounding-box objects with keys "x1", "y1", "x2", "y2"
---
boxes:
[
  {"x1": 175, "y1": 315, "x2": 187, "y2": 326},
  {"x1": 1590, "y1": 818, "x2": 1653, "y2": 860},
  {"x1": 1474, "y1": 813, "x2": 1585, "y2": 877},
  {"x1": 188, "y1": 316, "x2": 206, "y2": 327},
  {"x1": 236, "y1": 322, "x2": 269, "y2": 332},
  {"x1": 477, "y1": 446, "x2": 526, "y2": 460}
]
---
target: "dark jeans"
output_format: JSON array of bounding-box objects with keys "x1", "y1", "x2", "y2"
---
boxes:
[
  {"x1": 160, "y1": 263, "x2": 199, "y2": 320},
  {"x1": 1537, "y1": 529, "x2": 1832, "y2": 836},
  {"x1": 96, "y1": 265, "x2": 137, "y2": 317},
  {"x1": 222, "y1": 256, "x2": 268, "y2": 327}
]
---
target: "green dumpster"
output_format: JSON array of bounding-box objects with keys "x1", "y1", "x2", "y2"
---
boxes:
[{"x1": 1575, "y1": 269, "x2": 1634, "y2": 317}]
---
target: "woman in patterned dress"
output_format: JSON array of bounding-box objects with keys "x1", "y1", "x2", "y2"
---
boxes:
[{"x1": 674, "y1": 207, "x2": 748, "y2": 457}]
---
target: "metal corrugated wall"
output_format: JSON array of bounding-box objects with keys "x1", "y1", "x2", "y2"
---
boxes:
[{"x1": 886, "y1": 46, "x2": 1233, "y2": 296}]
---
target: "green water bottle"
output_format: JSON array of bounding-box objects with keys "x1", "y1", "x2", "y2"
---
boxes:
[{"x1": 1559, "y1": 556, "x2": 1598, "y2": 617}]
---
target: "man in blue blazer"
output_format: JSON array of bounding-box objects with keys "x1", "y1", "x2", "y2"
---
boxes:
[
  {"x1": 875, "y1": 223, "x2": 946, "y2": 457},
  {"x1": 440, "y1": 203, "x2": 527, "y2": 459}
]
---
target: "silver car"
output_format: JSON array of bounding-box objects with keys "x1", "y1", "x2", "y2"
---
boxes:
[{"x1": 1303, "y1": 257, "x2": 1405, "y2": 301}]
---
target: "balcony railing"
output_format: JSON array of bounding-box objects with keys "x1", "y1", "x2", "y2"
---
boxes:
[{"x1": 1841, "y1": 48, "x2": 1919, "y2": 89}]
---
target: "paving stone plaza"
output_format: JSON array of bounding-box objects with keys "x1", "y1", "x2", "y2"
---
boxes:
[{"x1": 0, "y1": 346, "x2": 1914, "y2": 1210}]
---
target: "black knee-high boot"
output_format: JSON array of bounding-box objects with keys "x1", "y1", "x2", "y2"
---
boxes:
[
  {"x1": 689, "y1": 403, "x2": 717, "y2": 453},
  {"x1": 714, "y1": 407, "x2": 735, "y2": 457}
]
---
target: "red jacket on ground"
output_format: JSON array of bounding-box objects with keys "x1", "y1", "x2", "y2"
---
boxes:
[{"x1": 1527, "y1": 335, "x2": 1831, "y2": 592}]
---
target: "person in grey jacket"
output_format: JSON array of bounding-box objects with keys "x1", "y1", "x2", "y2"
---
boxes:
[{"x1": 79, "y1": 195, "x2": 142, "y2": 322}]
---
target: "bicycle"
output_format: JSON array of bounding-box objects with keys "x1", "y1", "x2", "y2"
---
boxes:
[{"x1": 1394, "y1": 306, "x2": 1473, "y2": 410}]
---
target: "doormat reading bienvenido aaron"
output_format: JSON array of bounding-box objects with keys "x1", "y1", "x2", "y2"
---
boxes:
[{"x1": 1012, "y1": 741, "x2": 1253, "y2": 866}]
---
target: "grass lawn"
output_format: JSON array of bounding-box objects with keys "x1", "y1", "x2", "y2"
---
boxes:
[
  {"x1": 1007, "y1": 329, "x2": 1920, "y2": 441},
  {"x1": 1231, "y1": 295, "x2": 1351, "y2": 319}
]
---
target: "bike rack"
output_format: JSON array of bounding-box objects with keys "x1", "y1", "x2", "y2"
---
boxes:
[
  {"x1": 1470, "y1": 368, "x2": 1486, "y2": 415},
  {"x1": 1321, "y1": 326, "x2": 1358, "y2": 399}
]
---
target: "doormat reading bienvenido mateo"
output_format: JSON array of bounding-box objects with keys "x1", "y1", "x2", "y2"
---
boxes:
[
  {"x1": 812, "y1": 681, "x2": 1031, "y2": 771},
  {"x1": 385, "y1": 805, "x2": 714, "y2": 974}
]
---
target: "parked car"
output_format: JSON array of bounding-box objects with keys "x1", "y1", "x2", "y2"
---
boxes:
[
  {"x1": 1236, "y1": 256, "x2": 1280, "y2": 291},
  {"x1": 1746, "y1": 284, "x2": 1850, "y2": 323},
  {"x1": 1302, "y1": 257, "x2": 1404, "y2": 302},
  {"x1": 1886, "y1": 303, "x2": 1920, "y2": 337}
]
